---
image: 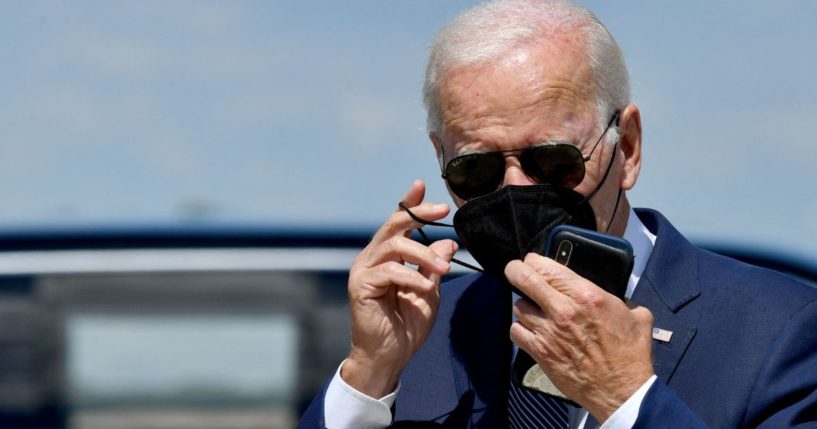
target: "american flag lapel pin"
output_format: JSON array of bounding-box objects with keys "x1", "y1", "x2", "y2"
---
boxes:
[{"x1": 652, "y1": 327, "x2": 673, "y2": 343}]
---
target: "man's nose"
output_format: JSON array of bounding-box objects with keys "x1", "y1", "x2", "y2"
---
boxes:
[{"x1": 500, "y1": 164, "x2": 537, "y2": 188}]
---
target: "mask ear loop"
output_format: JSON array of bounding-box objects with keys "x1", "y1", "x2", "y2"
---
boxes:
[
  {"x1": 584, "y1": 140, "x2": 618, "y2": 203},
  {"x1": 398, "y1": 202, "x2": 484, "y2": 273},
  {"x1": 583, "y1": 115, "x2": 623, "y2": 234},
  {"x1": 606, "y1": 187, "x2": 623, "y2": 233}
]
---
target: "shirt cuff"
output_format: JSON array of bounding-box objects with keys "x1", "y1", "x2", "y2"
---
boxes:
[
  {"x1": 323, "y1": 360, "x2": 399, "y2": 429},
  {"x1": 598, "y1": 375, "x2": 657, "y2": 429}
]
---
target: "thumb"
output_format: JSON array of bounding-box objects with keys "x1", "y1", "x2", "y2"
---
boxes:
[
  {"x1": 420, "y1": 239, "x2": 458, "y2": 282},
  {"x1": 429, "y1": 239, "x2": 458, "y2": 261}
]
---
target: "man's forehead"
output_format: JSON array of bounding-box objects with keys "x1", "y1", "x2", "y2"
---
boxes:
[{"x1": 436, "y1": 41, "x2": 596, "y2": 140}]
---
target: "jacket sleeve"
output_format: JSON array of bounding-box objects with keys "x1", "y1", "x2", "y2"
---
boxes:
[
  {"x1": 297, "y1": 383, "x2": 328, "y2": 429},
  {"x1": 632, "y1": 381, "x2": 709, "y2": 429}
]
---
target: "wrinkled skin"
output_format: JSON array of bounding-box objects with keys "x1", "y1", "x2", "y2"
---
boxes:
[{"x1": 506, "y1": 253, "x2": 654, "y2": 421}]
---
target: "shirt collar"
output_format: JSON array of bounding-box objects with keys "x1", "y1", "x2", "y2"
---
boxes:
[{"x1": 623, "y1": 207, "x2": 657, "y2": 299}]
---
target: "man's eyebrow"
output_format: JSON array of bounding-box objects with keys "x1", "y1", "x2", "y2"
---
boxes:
[
  {"x1": 449, "y1": 142, "x2": 491, "y2": 155},
  {"x1": 452, "y1": 137, "x2": 579, "y2": 155},
  {"x1": 455, "y1": 145, "x2": 489, "y2": 155},
  {"x1": 533, "y1": 137, "x2": 575, "y2": 146}
]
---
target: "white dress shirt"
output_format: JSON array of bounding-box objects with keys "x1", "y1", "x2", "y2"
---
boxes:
[{"x1": 324, "y1": 208, "x2": 657, "y2": 429}]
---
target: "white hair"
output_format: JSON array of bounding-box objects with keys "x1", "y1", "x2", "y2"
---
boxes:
[{"x1": 422, "y1": 0, "x2": 630, "y2": 143}]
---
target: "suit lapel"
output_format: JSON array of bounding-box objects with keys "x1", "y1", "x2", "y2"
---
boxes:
[
  {"x1": 631, "y1": 275, "x2": 697, "y2": 383},
  {"x1": 631, "y1": 209, "x2": 700, "y2": 384}
]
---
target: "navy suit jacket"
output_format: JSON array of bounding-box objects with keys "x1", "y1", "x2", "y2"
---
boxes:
[{"x1": 300, "y1": 209, "x2": 817, "y2": 428}]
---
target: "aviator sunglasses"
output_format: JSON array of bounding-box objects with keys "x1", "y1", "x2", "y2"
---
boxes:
[{"x1": 441, "y1": 111, "x2": 620, "y2": 200}]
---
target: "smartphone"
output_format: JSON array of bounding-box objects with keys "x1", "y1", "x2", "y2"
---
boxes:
[{"x1": 544, "y1": 225, "x2": 634, "y2": 301}]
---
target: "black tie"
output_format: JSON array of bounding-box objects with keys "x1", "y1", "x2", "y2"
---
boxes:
[{"x1": 508, "y1": 350, "x2": 570, "y2": 429}]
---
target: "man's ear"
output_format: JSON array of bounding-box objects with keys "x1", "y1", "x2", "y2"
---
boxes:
[{"x1": 618, "y1": 104, "x2": 642, "y2": 190}]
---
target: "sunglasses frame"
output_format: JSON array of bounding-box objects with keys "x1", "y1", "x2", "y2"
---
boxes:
[{"x1": 441, "y1": 111, "x2": 620, "y2": 200}]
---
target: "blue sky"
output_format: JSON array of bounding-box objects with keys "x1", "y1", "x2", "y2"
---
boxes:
[{"x1": 1, "y1": 1, "x2": 816, "y2": 256}]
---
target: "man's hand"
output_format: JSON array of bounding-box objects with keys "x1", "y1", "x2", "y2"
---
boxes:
[
  {"x1": 506, "y1": 253, "x2": 655, "y2": 422},
  {"x1": 342, "y1": 180, "x2": 457, "y2": 399}
]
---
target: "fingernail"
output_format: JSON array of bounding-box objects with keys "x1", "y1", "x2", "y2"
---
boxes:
[
  {"x1": 423, "y1": 278, "x2": 435, "y2": 288},
  {"x1": 432, "y1": 203, "x2": 448, "y2": 210}
]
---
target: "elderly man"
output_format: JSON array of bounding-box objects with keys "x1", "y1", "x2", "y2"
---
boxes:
[{"x1": 300, "y1": 0, "x2": 817, "y2": 428}]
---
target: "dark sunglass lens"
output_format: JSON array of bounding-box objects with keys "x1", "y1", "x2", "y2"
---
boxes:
[
  {"x1": 445, "y1": 153, "x2": 505, "y2": 199},
  {"x1": 522, "y1": 145, "x2": 585, "y2": 189}
]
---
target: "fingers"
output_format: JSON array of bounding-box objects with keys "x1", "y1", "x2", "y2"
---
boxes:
[
  {"x1": 510, "y1": 321, "x2": 539, "y2": 357},
  {"x1": 511, "y1": 296, "x2": 565, "y2": 347},
  {"x1": 389, "y1": 201, "x2": 450, "y2": 235},
  {"x1": 399, "y1": 179, "x2": 426, "y2": 209},
  {"x1": 352, "y1": 180, "x2": 456, "y2": 297},
  {"x1": 362, "y1": 261, "x2": 437, "y2": 294},
  {"x1": 427, "y1": 239, "x2": 458, "y2": 264},
  {"x1": 351, "y1": 181, "x2": 456, "y2": 300},
  {"x1": 505, "y1": 259, "x2": 568, "y2": 315},
  {"x1": 367, "y1": 235, "x2": 451, "y2": 275},
  {"x1": 506, "y1": 252, "x2": 609, "y2": 309},
  {"x1": 362, "y1": 239, "x2": 455, "y2": 300},
  {"x1": 512, "y1": 296, "x2": 544, "y2": 325},
  {"x1": 419, "y1": 239, "x2": 458, "y2": 282},
  {"x1": 521, "y1": 252, "x2": 584, "y2": 293},
  {"x1": 374, "y1": 180, "x2": 451, "y2": 244}
]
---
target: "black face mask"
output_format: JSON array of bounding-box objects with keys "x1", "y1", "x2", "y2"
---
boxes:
[
  {"x1": 400, "y1": 141, "x2": 622, "y2": 288},
  {"x1": 452, "y1": 184, "x2": 597, "y2": 278}
]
